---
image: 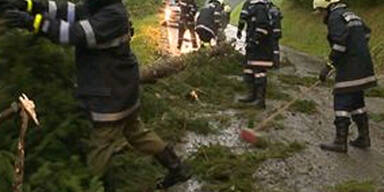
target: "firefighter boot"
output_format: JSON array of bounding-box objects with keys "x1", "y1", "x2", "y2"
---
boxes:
[
  {"x1": 320, "y1": 117, "x2": 350, "y2": 153},
  {"x1": 253, "y1": 77, "x2": 266, "y2": 109},
  {"x1": 350, "y1": 113, "x2": 371, "y2": 148},
  {"x1": 155, "y1": 145, "x2": 191, "y2": 189},
  {"x1": 238, "y1": 83, "x2": 256, "y2": 103}
]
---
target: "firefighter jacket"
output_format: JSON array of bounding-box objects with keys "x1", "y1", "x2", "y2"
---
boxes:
[
  {"x1": 238, "y1": 0, "x2": 273, "y2": 68},
  {"x1": 34, "y1": 0, "x2": 139, "y2": 122},
  {"x1": 326, "y1": 3, "x2": 377, "y2": 94},
  {"x1": 178, "y1": 0, "x2": 197, "y2": 24},
  {"x1": 195, "y1": 0, "x2": 223, "y2": 42}
]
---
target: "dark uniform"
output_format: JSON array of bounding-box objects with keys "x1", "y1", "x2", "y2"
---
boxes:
[
  {"x1": 2, "y1": 0, "x2": 191, "y2": 190},
  {"x1": 237, "y1": 0, "x2": 273, "y2": 109},
  {"x1": 267, "y1": 1, "x2": 282, "y2": 68},
  {"x1": 195, "y1": 0, "x2": 224, "y2": 43},
  {"x1": 177, "y1": 0, "x2": 198, "y2": 49},
  {"x1": 319, "y1": 3, "x2": 377, "y2": 153}
]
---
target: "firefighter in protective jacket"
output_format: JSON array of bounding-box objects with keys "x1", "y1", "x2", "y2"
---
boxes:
[
  {"x1": 0, "y1": 0, "x2": 191, "y2": 190},
  {"x1": 195, "y1": 0, "x2": 224, "y2": 44},
  {"x1": 237, "y1": 0, "x2": 273, "y2": 109},
  {"x1": 177, "y1": 0, "x2": 198, "y2": 49},
  {"x1": 314, "y1": 0, "x2": 377, "y2": 153}
]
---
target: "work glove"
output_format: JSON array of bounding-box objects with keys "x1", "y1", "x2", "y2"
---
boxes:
[
  {"x1": 319, "y1": 61, "x2": 333, "y2": 82},
  {"x1": 236, "y1": 30, "x2": 242, "y2": 39},
  {"x1": 4, "y1": 10, "x2": 35, "y2": 31}
]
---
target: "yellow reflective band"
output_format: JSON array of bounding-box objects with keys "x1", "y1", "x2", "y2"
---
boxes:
[
  {"x1": 33, "y1": 14, "x2": 43, "y2": 34},
  {"x1": 26, "y1": 0, "x2": 33, "y2": 12}
]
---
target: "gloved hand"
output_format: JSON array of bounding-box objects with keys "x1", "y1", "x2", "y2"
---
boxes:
[
  {"x1": 4, "y1": 10, "x2": 34, "y2": 31},
  {"x1": 236, "y1": 30, "x2": 242, "y2": 39},
  {"x1": 319, "y1": 63, "x2": 333, "y2": 82}
]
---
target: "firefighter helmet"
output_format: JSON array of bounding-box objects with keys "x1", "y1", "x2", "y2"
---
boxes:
[
  {"x1": 313, "y1": 0, "x2": 341, "y2": 9},
  {"x1": 224, "y1": 5, "x2": 231, "y2": 13}
]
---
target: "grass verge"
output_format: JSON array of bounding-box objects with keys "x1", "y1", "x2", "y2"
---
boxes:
[{"x1": 327, "y1": 180, "x2": 376, "y2": 192}]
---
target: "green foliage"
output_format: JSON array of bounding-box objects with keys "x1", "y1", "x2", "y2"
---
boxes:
[
  {"x1": 230, "y1": 1, "x2": 244, "y2": 25},
  {"x1": 267, "y1": 80, "x2": 292, "y2": 101},
  {"x1": 0, "y1": 30, "x2": 97, "y2": 191},
  {"x1": 278, "y1": 74, "x2": 318, "y2": 87},
  {"x1": 189, "y1": 142, "x2": 304, "y2": 191},
  {"x1": 124, "y1": 0, "x2": 162, "y2": 18},
  {"x1": 366, "y1": 87, "x2": 384, "y2": 98},
  {"x1": 370, "y1": 113, "x2": 384, "y2": 123},
  {"x1": 289, "y1": 99, "x2": 318, "y2": 115},
  {"x1": 329, "y1": 180, "x2": 376, "y2": 192},
  {"x1": 0, "y1": 151, "x2": 14, "y2": 191},
  {"x1": 131, "y1": 14, "x2": 163, "y2": 66},
  {"x1": 140, "y1": 45, "x2": 245, "y2": 142}
]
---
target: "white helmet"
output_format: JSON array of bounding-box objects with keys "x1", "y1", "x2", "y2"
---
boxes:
[
  {"x1": 313, "y1": 0, "x2": 341, "y2": 10},
  {"x1": 224, "y1": 5, "x2": 231, "y2": 13},
  {"x1": 217, "y1": 0, "x2": 224, "y2": 5}
]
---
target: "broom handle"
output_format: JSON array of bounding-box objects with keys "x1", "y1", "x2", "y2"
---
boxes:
[{"x1": 257, "y1": 80, "x2": 322, "y2": 130}]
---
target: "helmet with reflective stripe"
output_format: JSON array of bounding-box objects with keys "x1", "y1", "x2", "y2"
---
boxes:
[{"x1": 313, "y1": 0, "x2": 341, "y2": 9}]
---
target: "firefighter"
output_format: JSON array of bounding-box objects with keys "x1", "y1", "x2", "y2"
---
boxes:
[
  {"x1": 177, "y1": 0, "x2": 198, "y2": 50},
  {"x1": 266, "y1": 0, "x2": 282, "y2": 69},
  {"x1": 237, "y1": 0, "x2": 273, "y2": 109},
  {"x1": 195, "y1": 0, "x2": 224, "y2": 44},
  {"x1": 313, "y1": 0, "x2": 377, "y2": 153},
  {"x1": 0, "y1": 0, "x2": 191, "y2": 190}
]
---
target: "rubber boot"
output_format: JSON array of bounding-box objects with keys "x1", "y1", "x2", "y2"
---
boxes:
[
  {"x1": 253, "y1": 77, "x2": 266, "y2": 109},
  {"x1": 320, "y1": 117, "x2": 350, "y2": 153},
  {"x1": 238, "y1": 83, "x2": 256, "y2": 103},
  {"x1": 155, "y1": 145, "x2": 191, "y2": 189},
  {"x1": 350, "y1": 113, "x2": 371, "y2": 148}
]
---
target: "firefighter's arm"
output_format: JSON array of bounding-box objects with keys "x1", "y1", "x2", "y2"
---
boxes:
[
  {"x1": 36, "y1": 6, "x2": 128, "y2": 47},
  {"x1": 213, "y1": 6, "x2": 222, "y2": 29},
  {"x1": 40, "y1": 1, "x2": 84, "y2": 23},
  {"x1": 189, "y1": 1, "x2": 197, "y2": 16},
  {"x1": 328, "y1": 15, "x2": 348, "y2": 66},
  {"x1": 237, "y1": 2, "x2": 248, "y2": 38},
  {"x1": 6, "y1": 0, "x2": 83, "y2": 22},
  {"x1": 363, "y1": 22, "x2": 371, "y2": 42},
  {"x1": 274, "y1": 8, "x2": 283, "y2": 39}
]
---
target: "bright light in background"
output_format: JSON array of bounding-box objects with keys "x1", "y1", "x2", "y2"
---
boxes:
[{"x1": 164, "y1": 7, "x2": 172, "y2": 21}]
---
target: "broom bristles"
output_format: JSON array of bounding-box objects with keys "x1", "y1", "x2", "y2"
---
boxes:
[{"x1": 240, "y1": 128, "x2": 258, "y2": 144}]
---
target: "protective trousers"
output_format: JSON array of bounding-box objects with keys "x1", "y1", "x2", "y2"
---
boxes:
[
  {"x1": 331, "y1": 91, "x2": 369, "y2": 151},
  {"x1": 241, "y1": 63, "x2": 267, "y2": 108},
  {"x1": 87, "y1": 109, "x2": 167, "y2": 191},
  {"x1": 178, "y1": 21, "x2": 198, "y2": 49}
]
